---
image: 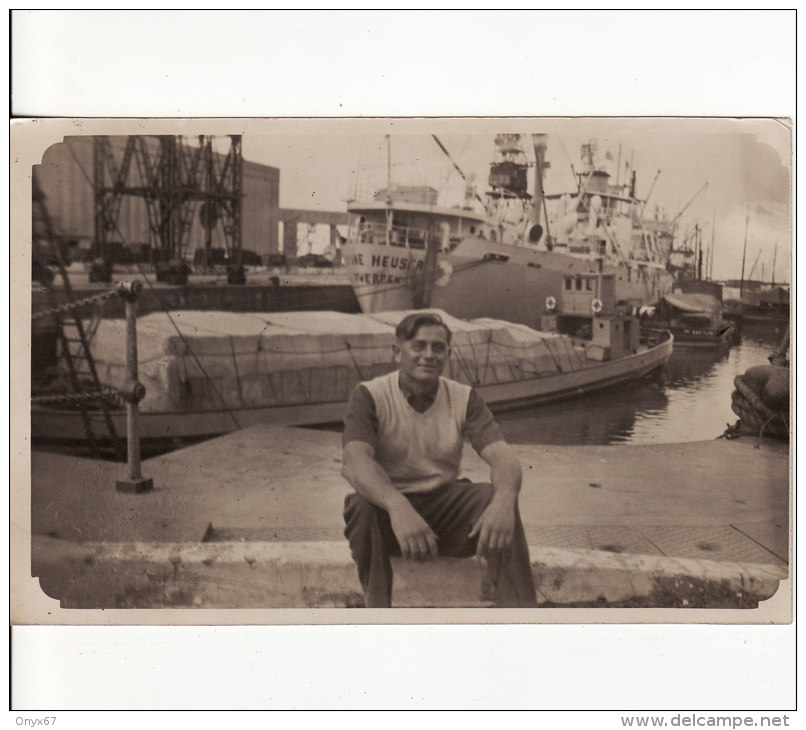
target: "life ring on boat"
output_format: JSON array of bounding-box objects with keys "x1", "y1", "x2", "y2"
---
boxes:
[
  {"x1": 591, "y1": 298, "x2": 604, "y2": 315},
  {"x1": 545, "y1": 295, "x2": 557, "y2": 312},
  {"x1": 435, "y1": 260, "x2": 453, "y2": 288}
]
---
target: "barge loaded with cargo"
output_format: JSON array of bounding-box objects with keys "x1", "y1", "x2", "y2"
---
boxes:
[
  {"x1": 31, "y1": 306, "x2": 672, "y2": 445},
  {"x1": 32, "y1": 260, "x2": 672, "y2": 448}
]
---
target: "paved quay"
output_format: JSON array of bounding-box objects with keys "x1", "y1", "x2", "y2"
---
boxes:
[{"x1": 26, "y1": 423, "x2": 790, "y2": 613}]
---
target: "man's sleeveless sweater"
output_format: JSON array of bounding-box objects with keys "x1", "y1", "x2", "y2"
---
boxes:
[{"x1": 363, "y1": 370, "x2": 471, "y2": 494}]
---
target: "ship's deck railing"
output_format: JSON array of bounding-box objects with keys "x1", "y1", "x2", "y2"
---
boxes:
[{"x1": 351, "y1": 221, "x2": 435, "y2": 250}]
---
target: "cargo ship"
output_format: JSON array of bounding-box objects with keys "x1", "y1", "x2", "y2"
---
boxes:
[{"x1": 342, "y1": 133, "x2": 676, "y2": 330}]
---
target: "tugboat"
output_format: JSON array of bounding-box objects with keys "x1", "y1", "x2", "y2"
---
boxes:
[
  {"x1": 640, "y1": 279, "x2": 736, "y2": 349},
  {"x1": 342, "y1": 133, "x2": 676, "y2": 330}
]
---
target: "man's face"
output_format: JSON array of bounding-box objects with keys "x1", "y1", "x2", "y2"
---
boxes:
[{"x1": 395, "y1": 324, "x2": 451, "y2": 389}]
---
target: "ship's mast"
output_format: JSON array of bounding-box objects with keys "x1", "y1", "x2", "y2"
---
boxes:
[
  {"x1": 531, "y1": 134, "x2": 551, "y2": 245},
  {"x1": 739, "y1": 204, "x2": 749, "y2": 297},
  {"x1": 771, "y1": 239, "x2": 778, "y2": 286},
  {"x1": 385, "y1": 135, "x2": 392, "y2": 246},
  {"x1": 386, "y1": 135, "x2": 392, "y2": 190}
]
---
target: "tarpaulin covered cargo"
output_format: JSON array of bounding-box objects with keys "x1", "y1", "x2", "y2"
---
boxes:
[
  {"x1": 661, "y1": 293, "x2": 721, "y2": 314},
  {"x1": 64, "y1": 310, "x2": 585, "y2": 414}
]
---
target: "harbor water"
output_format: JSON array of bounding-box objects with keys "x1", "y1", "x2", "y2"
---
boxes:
[{"x1": 495, "y1": 324, "x2": 788, "y2": 446}]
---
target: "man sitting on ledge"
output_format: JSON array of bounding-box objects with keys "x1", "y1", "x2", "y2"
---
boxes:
[{"x1": 341, "y1": 312, "x2": 538, "y2": 608}]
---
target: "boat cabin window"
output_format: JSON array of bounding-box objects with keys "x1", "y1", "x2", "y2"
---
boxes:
[{"x1": 407, "y1": 231, "x2": 425, "y2": 249}]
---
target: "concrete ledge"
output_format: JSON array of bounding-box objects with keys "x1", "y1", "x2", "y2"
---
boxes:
[
  {"x1": 31, "y1": 536, "x2": 787, "y2": 610},
  {"x1": 528, "y1": 546, "x2": 786, "y2": 606}
]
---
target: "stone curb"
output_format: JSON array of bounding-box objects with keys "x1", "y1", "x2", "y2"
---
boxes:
[{"x1": 31, "y1": 536, "x2": 787, "y2": 610}]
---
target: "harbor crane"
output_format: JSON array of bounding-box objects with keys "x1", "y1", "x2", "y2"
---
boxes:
[{"x1": 93, "y1": 135, "x2": 244, "y2": 284}]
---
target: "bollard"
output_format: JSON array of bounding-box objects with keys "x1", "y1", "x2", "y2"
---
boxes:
[{"x1": 115, "y1": 280, "x2": 154, "y2": 494}]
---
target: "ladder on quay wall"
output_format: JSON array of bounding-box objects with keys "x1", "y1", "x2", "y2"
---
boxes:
[{"x1": 31, "y1": 175, "x2": 123, "y2": 458}]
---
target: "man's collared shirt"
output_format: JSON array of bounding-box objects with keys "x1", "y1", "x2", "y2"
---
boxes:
[{"x1": 343, "y1": 373, "x2": 505, "y2": 455}]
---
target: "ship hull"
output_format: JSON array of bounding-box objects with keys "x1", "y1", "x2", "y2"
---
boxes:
[
  {"x1": 643, "y1": 324, "x2": 735, "y2": 349},
  {"x1": 344, "y1": 239, "x2": 673, "y2": 330}
]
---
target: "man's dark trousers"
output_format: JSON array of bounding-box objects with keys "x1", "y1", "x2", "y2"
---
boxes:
[{"x1": 343, "y1": 480, "x2": 538, "y2": 608}]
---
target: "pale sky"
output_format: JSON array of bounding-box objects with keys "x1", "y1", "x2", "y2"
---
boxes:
[{"x1": 240, "y1": 117, "x2": 791, "y2": 283}]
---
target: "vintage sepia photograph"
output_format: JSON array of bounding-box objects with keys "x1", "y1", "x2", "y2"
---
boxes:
[
  {"x1": 13, "y1": 116, "x2": 791, "y2": 621},
  {"x1": 9, "y1": 8, "x2": 797, "y2": 715}
]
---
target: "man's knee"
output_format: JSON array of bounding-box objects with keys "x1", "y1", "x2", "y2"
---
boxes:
[
  {"x1": 343, "y1": 493, "x2": 395, "y2": 541},
  {"x1": 461, "y1": 481, "x2": 495, "y2": 511},
  {"x1": 343, "y1": 492, "x2": 376, "y2": 525}
]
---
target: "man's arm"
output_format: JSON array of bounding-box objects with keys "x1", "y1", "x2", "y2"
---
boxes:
[
  {"x1": 468, "y1": 440, "x2": 522, "y2": 556},
  {"x1": 342, "y1": 440, "x2": 439, "y2": 561}
]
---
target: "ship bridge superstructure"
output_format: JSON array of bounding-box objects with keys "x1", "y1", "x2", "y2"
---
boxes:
[{"x1": 347, "y1": 185, "x2": 494, "y2": 253}]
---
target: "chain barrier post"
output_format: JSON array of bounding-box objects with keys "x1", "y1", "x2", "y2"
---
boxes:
[{"x1": 115, "y1": 280, "x2": 153, "y2": 493}]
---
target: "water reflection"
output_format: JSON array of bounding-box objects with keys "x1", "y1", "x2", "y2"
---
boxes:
[
  {"x1": 496, "y1": 331, "x2": 783, "y2": 446},
  {"x1": 663, "y1": 348, "x2": 731, "y2": 385},
  {"x1": 496, "y1": 380, "x2": 669, "y2": 446}
]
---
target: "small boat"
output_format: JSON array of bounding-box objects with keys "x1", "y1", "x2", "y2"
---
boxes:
[
  {"x1": 342, "y1": 134, "x2": 676, "y2": 331},
  {"x1": 739, "y1": 285, "x2": 790, "y2": 325},
  {"x1": 640, "y1": 279, "x2": 735, "y2": 349},
  {"x1": 31, "y1": 301, "x2": 673, "y2": 447}
]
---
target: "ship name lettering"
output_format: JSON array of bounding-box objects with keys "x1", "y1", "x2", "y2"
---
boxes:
[
  {"x1": 353, "y1": 272, "x2": 403, "y2": 285},
  {"x1": 369, "y1": 254, "x2": 409, "y2": 271}
]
